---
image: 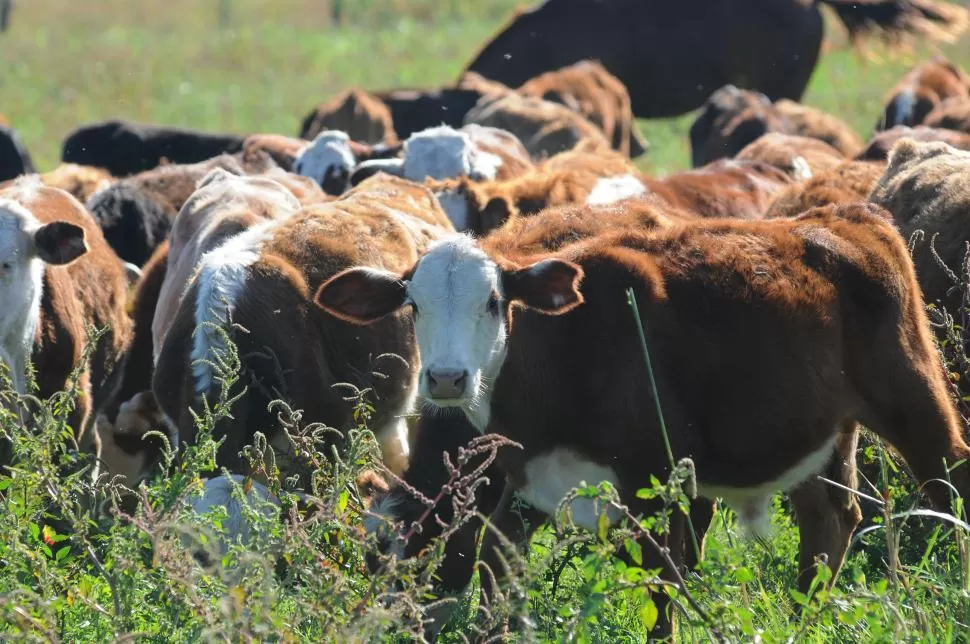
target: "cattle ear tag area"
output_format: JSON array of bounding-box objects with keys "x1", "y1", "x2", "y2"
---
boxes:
[{"x1": 33, "y1": 222, "x2": 88, "y2": 265}]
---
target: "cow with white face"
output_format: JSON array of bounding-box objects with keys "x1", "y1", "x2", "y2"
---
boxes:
[
  {"x1": 293, "y1": 130, "x2": 356, "y2": 195},
  {"x1": 315, "y1": 201, "x2": 970, "y2": 638},
  {"x1": 317, "y1": 234, "x2": 579, "y2": 430},
  {"x1": 0, "y1": 176, "x2": 133, "y2": 471}
]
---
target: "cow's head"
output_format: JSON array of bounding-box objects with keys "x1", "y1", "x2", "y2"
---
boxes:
[
  {"x1": 314, "y1": 234, "x2": 582, "y2": 426},
  {"x1": 294, "y1": 130, "x2": 356, "y2": 195}
]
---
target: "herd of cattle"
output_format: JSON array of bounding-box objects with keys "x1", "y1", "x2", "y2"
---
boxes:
[{"x1": 10, "y1": 37, "x2": 970, "y2": 636}]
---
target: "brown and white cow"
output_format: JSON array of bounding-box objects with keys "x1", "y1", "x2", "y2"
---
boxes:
[
  {"x1": 316, "y1": 201, "x2": 970, "y2": 637},
  {"x1": 0, "y1": 176, "x2": 133, "y2": 470},
  {"x1": 97, "y1": 169, "x2": 306, "y2": 485},
  {"x1": 151, "y1": 173, "x2": 455, "y2": 485},
  {"x1": 735, "y1": 132, "x2": 845, "y2": 180},
  {"x1": 765, "y1": 159, "x2": 887, "y2": 219}
]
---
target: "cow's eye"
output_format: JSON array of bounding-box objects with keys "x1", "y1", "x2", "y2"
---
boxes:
[{"x1": 486, "y1": 293, "x2": 499, "y2": 315}]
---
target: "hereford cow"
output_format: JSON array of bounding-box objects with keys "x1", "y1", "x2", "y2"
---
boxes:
[
  {"x1": 855, "y1": 124, "x2": 970, "y2": 161},
  {"x1": 462, "y1": 0, "x2": 966, "y2": 118},
  {"x1": 425, "y1": 140, "x2": 642, "y2": 234},
  {"x1": 316, "y1": 201, "x2": 970, "y2": 637},
  {"x1": 876, "y1": 55, "x2": 970, "y2": 131},
  {"x1": 513, "y1": 60, "x2": 650, "y2": 158},
  {"x1": 735, "y1": 132, "x2": 844, "y2": 180},
  {"x1": 0, "y1": 177, "x2": 132, "y2": 470},
  {"x1": 350, "y1": 124, "x2": 534, "y2": 189},
  {"x1": 293, "y1": 131, "x2": 406, "y2": 195},
  {"x1": 464, "y1": 91, "x2": 610, "y2": 161},
  {"x1": 151, "y1": 173, "x2": 455, "y2": 485},
  {"x1": 61, "y1": 119, "x2": 246, "y2": 177},
  {"x1": 765, "y1": 159, "x2": 886, "y2": 219},
  {"x1": 242, "y1": 134, "x2": 307, "y2": 172},
  {"x1": 299, "y1": 88, "x2": 399, "y2": 145},
  {"x1": 96, "y1": 169, "x2": 304, "y2": 486},
  {"x1": 656, "y1": 158, "x2": 795, "y2": 219}
]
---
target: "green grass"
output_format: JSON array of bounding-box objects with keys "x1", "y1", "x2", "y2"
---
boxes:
[{"x1": 4, "y1": 1, "x2": 970, "y2": 641}]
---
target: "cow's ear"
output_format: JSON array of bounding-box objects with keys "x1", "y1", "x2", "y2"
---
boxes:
[
  {"x1": 33, "y1": 222, "x2": 88, "y2": 265},
  {"x1": 315, "y1": 267, "x2": 408, "y2": 324},
  {"x1": 502, "y1": 258, "x2": 583, "y2": 315}
]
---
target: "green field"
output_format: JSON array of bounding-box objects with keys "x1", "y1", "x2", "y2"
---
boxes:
[{"x1": 4, "y1": 1, "x2": 970, "y2": 641}]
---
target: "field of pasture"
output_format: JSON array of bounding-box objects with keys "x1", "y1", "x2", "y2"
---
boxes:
[{"x1": 5, "y1": 0, "x2": 970, "y2": 641}]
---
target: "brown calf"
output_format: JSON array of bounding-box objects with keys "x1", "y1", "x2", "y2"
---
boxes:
[
  {"x1": 856, "y1": 124, "x2": 970, "y2": 161},
  {"x1": 0, "y1": 177, "x2": 132, "y2": 470},
  {"x1": 773, "y1": 99, "x2": 864, "y2": 157},
  {"x1": 152, "y1": 173, "x2": 455, "y2": 484},
  {"x1": 38, "y1": 163, "x2": 116, "y2": 204},
  {"x1": 316, "y1": 201, "x2": 970, "y2": 637}
]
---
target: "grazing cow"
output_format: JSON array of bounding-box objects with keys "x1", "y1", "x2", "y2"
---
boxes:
[
  {"x1": 97, "y1": 170, "x2": 305, "y2": 486},
  {"x1": 0, "y1": 177, "x2": 133, "y2": 469},
  {"x1": 464, "y1": 91, "x2": 610, "y2": 161},
  {"x1": 293, "y1": 132, "x2": 405, "y2": 195},
  {"x1": 61, "y1": 119, "x2": 246, "y2": 177},
  {"x1": 855, "y1": 124, "x2": 970, "y2": 161},
  {"x1": 511, "y1": 60, "x2": 650, "y2": 158},
  {"x1": 39, "y1": 164, "x2": 116, "y2": 204},
  {"x1": 690, "y1": 85, "x2": 861, "y2": 166},
  {"x1": 316, "y1": 201, "x2": 970, "y2": 637},
  {"x1": 0, "y1": 125, "x2": 35, "y2": 182},
  {"x1": 298, "y1": 88, "x2": 399, "y2": 145},
  {"x1": 876, "y1": 55, "x2": 970, "y2": 131},
  {"x1": 773, "y1": 99, "x2": 864, "y2": 157},
  {"x1": 372, "y1": 88, "x2": 485, "y2": 139},
  {"x1": 869, "y1": 138, "x2": 970, "y2": 319},
  {"x1": 350, "y1": 125, "x2": 534, "y2": 189},
  {"x1": 735, "y1": 133, "x2": 844, "y2": 180},
  {"x1": 765, "y1": 160, "x2": 886, "y2": 219},
  {"x1": 85, "y1": 154, "x2": 249, "y2": 266},
  {"x1": 151, "y1": 173, "x2": 455, "y2": 485},
  {"x1": 462, "y1": 0, "x2": 967, "y2": 118}
]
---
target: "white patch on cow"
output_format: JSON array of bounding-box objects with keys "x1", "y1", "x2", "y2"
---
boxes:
[
  {"x1": 467, "y1": 149, "x2": 503, "y2": 181},
  {"x1": 433, "y1": 189, "x2": 472, "y2": 232},
  {"x1": 697, "y1": 434, "x2": 838, "y2": 538},
  {"x1": 585, "y1": 174, "x2": 647, "y2": 205},
  {"x1": 0, "y1": 199, "x2": 47, "y2": 397},
  {"x1": 402, "y1": 126, "x2": 475, "y2": 182},
  {"x1": 294, "y1": 130, "x2": 355, "y2": 190},
  {"x1": 376, "y1": 413, "x2": 413, "y2": 475},
  {"x1": 405, "y1": 234, "x2": 507, "y2": 425},
  {"x1": 191, "y1": 219, "x2": 277, "y2": 396},
  {"x1": 790, "y1": 156, "x2": 813, "y2": 181},
  {"x1": 893, "y1": 89, "x2": 917, "y2": 127},
  {"x1": 521, "y1": 448, "x2": 622, "y2": 531},
  {"x1": 186, "y1": 474, "x2": 283, "y2": 555}
]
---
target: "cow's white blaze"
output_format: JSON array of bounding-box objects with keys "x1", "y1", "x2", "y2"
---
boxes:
[
  {"x1": 585, "y1": 174, "x2": 647, "y2": 205},
  {"x1": 294, "y1": 130, "x2": 356, "y2": 190},
  {"x1": 403, "y1": 126, "x2": 476, "y2": 182},
  {"x1": 406, "y1": 234, "x2": 506, "y2": 428},
  {"x1": 0, "y1": 199, "x2": 48, "y2": 396}
]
